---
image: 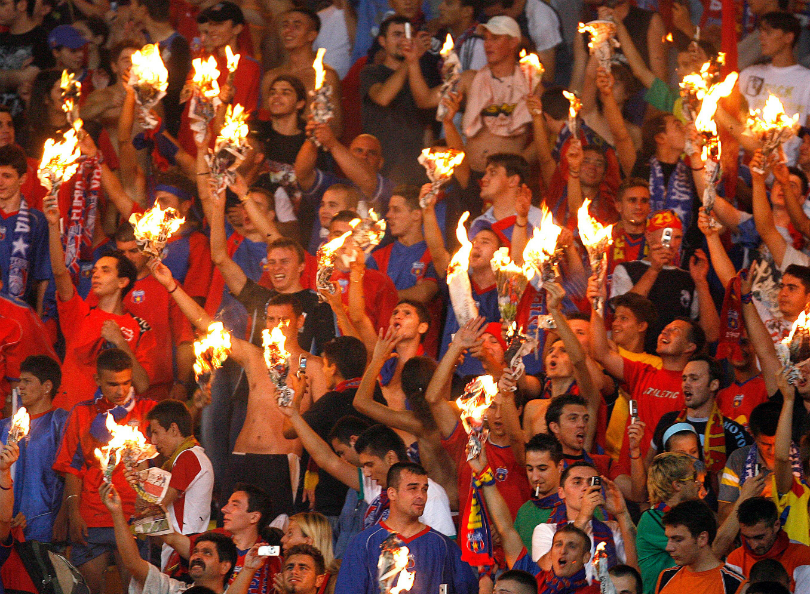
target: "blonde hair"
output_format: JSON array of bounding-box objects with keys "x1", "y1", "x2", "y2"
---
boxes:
[
  {"x1": 290, "y1": 512, "x2": 335, "y2": 567},
  {"x1": 647, "y1": 452, "x2": 694, "y2": 506}
]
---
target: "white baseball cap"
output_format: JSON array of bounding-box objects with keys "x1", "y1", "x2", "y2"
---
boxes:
[{"x1": 477, "y1": 15, "x2": 521, "y2": 39}]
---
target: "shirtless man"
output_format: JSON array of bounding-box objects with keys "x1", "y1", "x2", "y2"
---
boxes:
[{"x1": 260, "y1": 8, "x2": 342, "y2": 135}]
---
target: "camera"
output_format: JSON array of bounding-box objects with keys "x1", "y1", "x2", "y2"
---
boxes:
[
  {"x1": 629, "y1": 400, "x2": 638, "y2": 424},
  {"x1": 661, "y1": 228, "x2": 673, "y2": 248},
  {"x1": 258, "y1": 546, "x2": 281, "y2": 556},
  {"x1": 589, "y1": 476, "x2": 602, "y2": 488}
]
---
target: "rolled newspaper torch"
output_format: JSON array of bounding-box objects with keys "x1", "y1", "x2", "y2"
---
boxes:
[
  {"x1": 592, "y1": 542, "x2": 618, "y2": 594},
  {"x1": 7, "y1": 407, "x2": 29, "y2": 446},
  {"x1": 316, "y1": 230, "x2": 352, "y2": 300},
  {"x1": 129, "y1": 204, "x2": 185, "y2": 260},
  {"x1": 436, "y1": 34, "x2": 462, "y2": 122},
  {"x1": 418, "y1": 148, "x2": 465, "y2": 208},
  {"x1": 263, "y1": 323, "x2": 294, "y2": 407},
  {"x1": 455, "y1": 376, "x2": 499, "y2": 460},
  {"x1": 310, "y1": 48, "x2": 334, "y2": 147},
  {"x1": 577, "y1": 199, "x2": 613, "y2": 316},
  {"x1": 578, "y1": 20, "x2": 619, "y2": 72}
]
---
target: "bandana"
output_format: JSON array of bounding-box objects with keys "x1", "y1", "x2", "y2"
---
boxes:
[
  {"x1": 333, "y1": 378, "x2": 361, "y2": 393},
  {"x1": 484, "y1": 323, "x2": 508, "y2": 351},
  {"x1": 64, "y1": 155, "x2": 102, "y2": 284},
  {"x1": 536, "y1": 567, "x2": 591, "y2": 594},
  {"x1": 646, "y1": 209, "x2": 683, "y2": 233},
  {"x1": 89, "y1": 388, "x2": 136, "y2": 442},
  {"x1": 6, "y1": 195, "x2": 31, "y2": 299},
  {"x1": 459, "y1": 466, "x2": 495, "y2": 566},
  {"x1": 163, "y1": 435, "x2": 200, "y2": 471},
  {"x1": 154, "y1": 184, "x2": 192, "y2": 204},
  {"x1": 716, "y1": 274, "x2": 745, "y2": 363},
  {"x1": 648, "y1": 157, "x2": 694, "y2": 231},
  {"x1": 133, "y1": 117, "x2": 178, "y2": 172},
  {"x1": 676, "y1": 404, "x2": 727, "y2": 475}
]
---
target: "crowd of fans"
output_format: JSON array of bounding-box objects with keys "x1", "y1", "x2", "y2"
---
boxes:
[{"x1": 5, "y1": 0, "x2": 810, "y2": 593}]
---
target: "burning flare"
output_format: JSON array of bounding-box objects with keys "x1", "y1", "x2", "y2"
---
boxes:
[
  {"x1": 578, "y1": 20, "x2": 619, "y2": 71},
  {"x1": 436, "y1": 34, "x2": 462, "y2": 122},
  {"x1": 129, "y1": 204, "x2": 185, "y2": 259},
  {"x1": 316, "y1": 231, "x2": 352, "y2": 298},
  {"x1": 440, "y1": 33, "x2": 454, "y2": 57},
  {"x1": 522, "y1": 206, "x2": 563, "y2": 287},
  {"x1": 578, "y1": 199, "x2": 614, "y2": 315},
  {"x1": 778, "y1": 310, "x2": 810, "y2": 384},
  {"x1": 38, "y1": 127, "x2": 81, "y2": 193},
  {"x1": 747, "y1": 94, "x2": 800, "y2": 170},
  {"x1": 418, "y1": 148, "x2": 465, "y2": 208},
  {"x1": 225, "y1": 45, "x2": 241, "y2": 73},
  {"x1": 8, "y1": 407, "x2": 29, "y2": 445},
  {"x1": 94, "y1": 414, "x2": 154, "y2": 483},
  {"x1": 60, "y1": 70, "x2": 81, "y2": 125},
  {"x1": 518, "y1": 49, "x2": 544, "y2": 91},
  {"x1": 447, "y1": 213, "x2": 479, "y2": 326},
  {"x1": 490, "y1": 248, "x2": 532, "y2": 325},
  {"x1": 130, "y1": 44, "x2": 168, "y2": 94},
  {"x1": 456, "y1": 375, "x2": 499, "y2": 460},
  {"x1": 313, "y1": 47, "x2": 327, "y2": 90},
  {"x1": 562, "y1": 90, "x2": 582, "y2": 137},
  {"x1": 193, "y1": 322, "x2": 233, "y2": 380},
  {"x1": 206, "y1": 104, "x2": 251, "y2": 192},
  {"x1": 262, "y1": 322, "x2": 294, "y2": 406},
  {"x1": 192, "y1": 56, "x2": 221, "y2": 99}
]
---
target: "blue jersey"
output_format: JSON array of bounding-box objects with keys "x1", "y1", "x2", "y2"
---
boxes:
[
  {"x1": 334, "y1": 522, "x2": 477, "y2": 594},
  {"x1": 440, "y1": 279, "x2": 500, "y2": 376},
  {"x1": 0, "y1": 408, "x2": 68, "y2": 542},
  {"x1": 0, "y1": 205, "x2": 51, "y2": 306},
  {"x1": 368, "y1": 241, "x2": 438, "y2": 290}
]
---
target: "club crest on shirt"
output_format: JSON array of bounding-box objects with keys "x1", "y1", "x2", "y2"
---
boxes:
[
  {"x1": 120, "y1": 326, "x2": 135, "y2": 342},
  {"x1": 745, "y1": 76, "x2": 764, "y2": 97},
  {"x1": 131, "y1": 290, "x2": 145, "y2": 304},
  {"x1": 495, "y1": 467, "x2": 508, "y2": 482},
  {"x1": 0, "y1": 226, "x2": 5, "y2": 240},
  {"x1": 411, "y1": 261, "x2": 426, "y2": 279},
  {"x1": 733, "y1": 393, "x2": 744, "y2": 408}
]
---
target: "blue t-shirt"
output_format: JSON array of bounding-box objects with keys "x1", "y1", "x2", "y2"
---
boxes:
[
  {"x1": 0, "y1": 408, "x2": 68, "y2": 542},
  {"x1": 0, "y1": 205, "x2": 51, "y2": 305},
  {"x1": 334, "y1": 522, "x2": 477, "y2": 594},
  {"x1": 439, "y1": 278, "x2": 500, "y2": 377},
  {"x1": 368, "y1": 241, "x2": 438, "y2": 290}
]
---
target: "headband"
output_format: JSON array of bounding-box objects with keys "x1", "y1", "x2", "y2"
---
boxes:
[
  {"x1": 662, "y1": 422, "x2": 697, "y2": 448},
  {"x1": 155, "y1": 184, "x2": 192, "y2": 203}
]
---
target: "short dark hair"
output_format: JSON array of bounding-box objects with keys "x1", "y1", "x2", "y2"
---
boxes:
[
  {"x1": 266, "y1": 292, "x2": 303, "y2": 318},
  {"x1": 486, "y1": 153, "x2": 529, "y2": 185},
  {"x1": 566, "y1": 312, "x2": 591, "y2": 323},
  {"x1": 737, "y1": 496, "x2": 779, "y2": 527},
  {"x1": 496, "y1": 570, "x2": 538, "y2": 594},
  {"x1": 109, "y1": 40, "x2": 142, "y2": 65},
  {"x1": 662, "y1": 500, "x2": 717, "y2": 544},
  {"x1": 0, "y1": 144, "x2": 27, "y2": 177},
  {"x1": 232, "y1": 483, "x2": 273, "y2": 535},
  {"x1": 194, "y1": 532, "x2": 238, "y2": 582},
  {"x1": 104, "y1": 250, "x2": 138, "y2": 297},
  {"x1": 20, "y1": 355, "x2": 62, "y2": 395},
  {"x1": 327, "y1": 415, "x2": 371, "y2": 445},
  {"x1": 788, "y1": 166, "x2": 809, "y2": 197},
  {"x1": 96, "y1": 348, "x2": 133, "y2": 374},
  {"x1": 686, "y1": 355, "x2": 724, "y2": 392},
  {"x1": 285, "y1": 7, "x2": 321, "y2": 33},
  {"x1": 642, "y1": 113, "x2": 673, "y2": 157},
  {"x1": 354, "y1": 424, "x2": 407, "y2": 462},
  {"x1": 267, "y1": 237, "x2": 306, "y2": 265},
  {"x1": 379, "y1": 15, "x2": 410, "y2": 38},
  {"x1": 560, "y1": 461, "x2": 597, "y2": 487},
  {"x1": 616, "y1": 177, "x2": 650, "y2": 202},
  {"x1": 269, "y1": 74, "x2": 307, "y2": 104},
  {"x1": 146, "y1": 400, "x2": 193, "y2": 437},
  {"x1": 609, "y1": 565, "x2": 643, "y2": 594},
  {"x1": 783, "y1": 264, "x2": 810, "y2": 292},
  {"x1": 749, "y1": 559, "x2": 790, "y2": 587},
  {"x1": 137, "y1": 0, "x2": 171, "y2": 21},
  {"x1": 540, "y1": 87, "x2": 570, "y2": 121},
  {"x1": 390, "y1": 184, "x2": 422, "y2": 211},
  {"x1": 745, "y1": 583, "x2": 791, "y2": 594},
  {"x1": 555, "y1": 523, "x2": 591, "y2": 551},
  {"x1": 759, "y1": 11, "x2": 801, "y2": 47},
  {"x1": 395, "y1": 299, "x2": 431, "y2": 331},
  {"x1": 675, "y1": 317, "x2": 706, "y2": 354},
  {"x1": 330, "y1": 209, "x2": 361, "y2": 227},
  {"x1": 285, "y1": 544, "x2": 325, "y2": 575},
  {"x1": 387, "y1": 461, "x2": 427, "y2": 490},
  {"x1": 545, "y1": 394, "x2": 588, "y2": 429},
  {"x1": 609, "y1": 292, "x2": 657, "y2": 329},
  {"x1": 321, "y1": 336, "x2": 367, "y2": 380},
  {"x1": 525, "y1": 432, "x2": 563, "y2": 464},
  {"x1": 114, "y1": 221, "x2": 136, "y2": 243},
  {"x1": 749, "y1": 401, "x2": 782, "y2": 437}
]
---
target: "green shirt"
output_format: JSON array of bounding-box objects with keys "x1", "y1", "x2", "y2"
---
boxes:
[
  {"x1": 637, "y1": 508, "x2": 676, "y2": 594},
  {"x1": 644, "y1": 78, "x2": 686, "y2": 121},
  {"x1": 514, "y1": 501, "x2": 553, "y2": 550}
]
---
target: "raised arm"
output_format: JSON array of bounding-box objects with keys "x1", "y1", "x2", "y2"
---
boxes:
[
  {"x1": 440, "y1": 91, "x2": 470, "y2": 189},
  {"x1": 586, "y1": 276, "x2": 626, "y2": 380},
  {"x1": 425, "y1": 317, "x2": 486, "y2": 438},
  {"x1": 751, "y1": 150, "x2": 788, "y2": 267},
  {"x1": 526, "y1": 94, "x2": 556, "y2": 189},
  {"x1": 420, "y1": 184, "x2": 450, "y2": 277},
  {"x1": 405, "y1": 32, "x2": 440, "y2": 109},
  {"x1": 347, "y1": 253, "x2": 381, "y2": 355},
  {"x1": 698, "y1": 208, "x2": 736, "y2": 289},
  {"x1": 367, "y1": 61, "x2": 409, "y2": 107},
  {"x1": 612, "y1": 18, "x2": 655, "y2": 89},
  {"x1": 100, "y1": 483, "x2": 150, "y2": 585},
  {"x1": 209, "y1": 177, "x2": 249, "y2": 296},
  {"x1": 311, "y1": 121, "x2": 378, "y2": 198},
  {"x1": 353, "y1": 328, "x2": 426, "y2": 435},
  {"x1": 775, "y1": 159, "x2": 810, "y2": 239},
  {"x1": 595, "y1": 67, "x2": 637, "y2": 177},
  {"x1": 0, "y1": 444, "x2": 19, "y2": 542},
  {"x1": 740, "y1": 271, "x2": 781, "y2": 396},
  {"x1": 43, "y1": 194, "x2": 75, "y2": 303},
  {"x1": 689, "y1": 250, "x2": 720, "y2": 343},
  {"x1": 293, "y1": 135, "x2": 319, "y2": 192},
  {"x1": 774, "y1": 370, "x2": 797, "y2": 496}
]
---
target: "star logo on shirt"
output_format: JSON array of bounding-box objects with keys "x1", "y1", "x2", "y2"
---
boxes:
[{"x1": 11, "y1": 236, "x2": 28, "y2": 257}]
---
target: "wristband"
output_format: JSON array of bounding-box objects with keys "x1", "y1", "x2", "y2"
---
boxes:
[
  {"x1": 741, "y1": 292, "x2": 753, "y2": 304},
  {"x1": 168, "y1": 283, "x2": 179, "y2": 294},
  {"x1": 0, "y1": 482, "x2": 11, "y2": 491},
  {"x1": 473, "y1": 466, "x2": 496, "y2": 488}
]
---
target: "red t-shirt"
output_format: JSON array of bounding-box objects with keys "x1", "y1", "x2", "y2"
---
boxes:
[
  {"x1": 332, "y1": 268, "x2": 399, "y2": 332},
  {"x1": 0, "y1": 294, "x2": 57, "y2": 397},
  {"x1": 182, "y1": 231, "x2": 214, "y2": 300},
  {"x1": 716, "y1": 375, "x2": 768, "y2": 429},
  {"x1": 617, "y1": 358, "x2": 684, "y2": 472},
  {"x1": 52, "y1": 397, "x2": 156, "y2": 527},
  {"x1": 53, "y1": 290, "x2": 158, "y2": 411},
  {"x1": 442, "y1": 421, "x2": 531, "y2": 520}
]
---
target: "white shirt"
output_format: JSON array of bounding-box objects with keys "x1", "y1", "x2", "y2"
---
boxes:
[
  {"x1": 361, "y1": 471, "x2": 456, "y2": 537},
  {"x1": 531, "y1": 520, "x2": 626, "y2": 584},
  {"x1": 315, "y1": 6, "x2": 352, "y2": 79},
  {"x1": 129, "y1": 564, "x2": 191, "y2": 594},
  {"x1": 524, "y1": 0, "x2": 563, "y2": 52},
  {"x1": 738, "y1": 63, "x2": 810, "y2": 165}
]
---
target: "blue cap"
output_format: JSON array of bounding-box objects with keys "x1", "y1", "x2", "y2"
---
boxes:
[{"x1": 48, "y1": 25, "x2": 88, "y2": 50}]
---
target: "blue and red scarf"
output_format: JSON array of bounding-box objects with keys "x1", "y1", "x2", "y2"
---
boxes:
[
  {"x1": 459, "y1": 466, "x2": 496, "y2": 566},
  {"x1": 549, "y1": 502, "x2": 618, "y2": 569},
  {"x1": 537, "y1": 567, "x2": 591, "y2": 594},
  {"x1": 531, "y1": 492, "x2": 562, "y2": 510},
  {"x1": 364, "y1": 491, "x2": 390, "y2": 528}
]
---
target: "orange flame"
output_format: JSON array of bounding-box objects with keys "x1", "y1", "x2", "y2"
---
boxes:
[
  {"x1": 447, "y1": 212, "x2": 472, "y2": 278},
  {"x1": 225, "y1": 45, "x2": 241, "y2": 73},
  {"x1": 130, "y1": 44, "x2": 168, "y2": 92},
  {"x1": 193, "y1": 322, "x2": 232, "y2": 378},
  {"x1": 262, "y1": 321, "x2": 290, "y2": 369},
  {"x1": 94, "y1": 414, "x2": 152, "y2": 477},
  {"x1": 8, "y1": 407, "x2": 29, "y2": 444},
  {"x1": 455, "y1": 375, "x2": 499, "y2": 433},
  {"x1": 129, "y1": 204, "x2": 185, "y2": 249},
  {"x1": 694, "y1": 71, "x2": 738, "y2": 136},
  {"x1": 562, "y1": 90, "x2": 581, "y2": 120},
  {"x1": 577, "y1": 199, "x2": 614, "y2": 250},
  {"x1": 38, "y1": 127, "x2": 81, "y2": 187},
  {"x1": 747, "y1": 94, "x2": 800, "y2": 137},
  {"x1": 440, "y1": 33, "x2": 454, "y2": 57},
  {"x1": 420, "y1": 147, "x2": 465, "y2": 179},
  {"x1": 522, "y1": 206, "x2": 562, "y2": 271},
  {"x1": 219, "y1": 104, "x2": 250, "y2": 142},
  {"x1": 389, "y1": 546, "x2": 415, "y2": 594},
  {"x1": 663, "y1": 32, "x2": 673, "y2": 43},
  {"x1": 313, "y1": 47, "x2": 327, "y2": 90},
  {"x1": 192, "y1": 56, "x2": 221, "y2": 98}
]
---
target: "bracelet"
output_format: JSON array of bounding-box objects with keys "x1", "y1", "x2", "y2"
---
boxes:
[
  {"x1": 66, "y1": 494, "x2": 78, "y2": 501},
  {"x1": 630, "y1": 454, "x2": 641, "y2": 460},
  {"x1": 514, "y1": 221, "x2": 527, "y2": 228},
  {"x1": 168, "y1": 283, "x2": 179, "y2": 294},
  {"x1": 473, "y1": 466, "x2": 497, "y2": 488},
  {"x1": 691, "y1": 165, "x2": 705, "y2": 171},
  {"x1": 0, "y1": 482, "x2": 11, "y2": 491},
  {"x1": 741, "y1": 292, "x2": 753, "y2": 304}
]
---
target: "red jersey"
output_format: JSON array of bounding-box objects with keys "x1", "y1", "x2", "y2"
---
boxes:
[
  {"x1": 53, "y1": 290, "x2": 158, "y2": 411},
  {"x1": 443, "y1": 421, "x2": 531, "y2": 520},
  {"x1": 87, "y1": 275, "x2": 194, "y2": 400},
  {"x1": 22, "y1": 156, "x2": 48, "y2": 211},
  {"x1": 617, "y1": 358, "x2": 684, "y2": 469},
  {"x1": 0, "y1": 294, "x2": 57, "y2": 397},
  {"x1": 333, "y1": 268, "x2": 399, "y2": 332},
  {"x1": 716, "y1": 375, "x2": 768, "y2": 429},
  {"x1": 52, "y1": 396, "x2": 156, "y2": 528}
]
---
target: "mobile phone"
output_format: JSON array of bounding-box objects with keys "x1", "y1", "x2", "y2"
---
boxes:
[
  {"x1": 404, "y1": 22, "x2": 412, "y2": 39},
  {"x1": 629, "y1": 400, "x2": 638, "y2": 424},
  {"x1": 589, "y1": 476, "x2": 602, "y2": 487},
  {"x1": 754, "y1": 463, "x2": 762, "y2": 476},
  {"x1": 661, "y1": 228, "x2": 673, "y2": 248},
  {"x1": 258, "y1": 546, "x2": 281, "y2": 556},
  {"x1": 298, "y1": 355, "x2": 308, "y2": 377}
]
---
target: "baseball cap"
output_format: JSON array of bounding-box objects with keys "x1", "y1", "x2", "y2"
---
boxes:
[
  {"x1": 48, "y1": 25, "x2": 88, "y2": 50},
  {"x1": 198, "y1": 1, "x2": 245, "y2": 25},
  {"x1": 477, "y1": 16, "x2": 521, "y2": 39}
]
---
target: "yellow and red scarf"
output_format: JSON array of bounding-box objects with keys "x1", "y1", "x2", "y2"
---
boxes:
[{"x1": 676, "y1": 403, "x2": 727, "y2": 474}]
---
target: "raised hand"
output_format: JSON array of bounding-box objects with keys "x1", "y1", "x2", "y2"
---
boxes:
[
  {"x1": 373, "y1": 325, "x2": 402, "y2": 363},
  {"x1": 545, "y1": 281, "x2": 565, "y2": 311},
  {"x1": 451, "y1": 316, "x2": 487, "y2": 350}
]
